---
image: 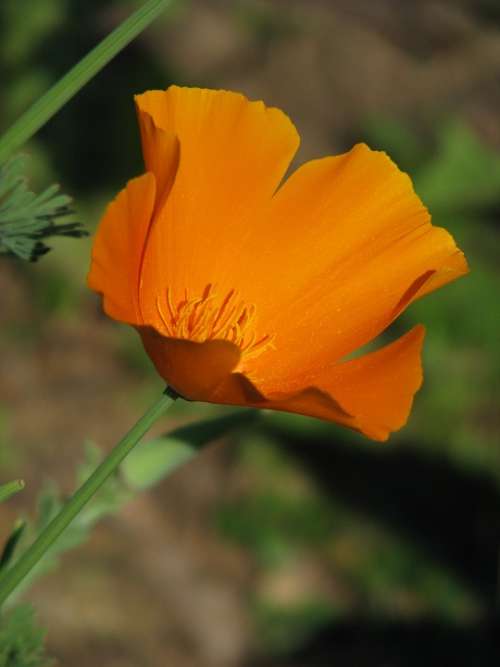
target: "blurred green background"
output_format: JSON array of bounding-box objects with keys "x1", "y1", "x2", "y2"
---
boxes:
[{"x1": 1, "y1": 1, "x2": 500, "y2": 665}]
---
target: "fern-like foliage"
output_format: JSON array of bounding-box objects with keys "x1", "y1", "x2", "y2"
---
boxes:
[
  {"x1": 0, "y1": 605, "x2": 52, "y2": 667},
  {"x1": 0, "y1": 156, "x2": 87, "y2": 262}
]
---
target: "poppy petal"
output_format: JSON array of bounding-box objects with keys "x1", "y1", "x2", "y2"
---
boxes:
[
  {"x1": 87, "y1": 172, "x2": 156, "y2": 324},
  {"x1": 240, "y1": 145, "x2": 467, "y2": 383},
  {"x1": 135, "y1": 86, "x2": 300, "y2": 329},
  {"x1": 217, "y1": 325, "x2": 425, "y2": 441},
  {"x1": 135, "y1": 108, "x2": 180, "y2": 208},
  {"x1": 135, "y1": 323, "x2": 423, "y2": 441},
  {"x1": 134, "y1": 331, "x2": 350, "y2": 427},
  {"x1": 138, "y1": 329, "x2": 243, "y2": 401},
  {"x1": 273, "y1": 325, "x2": 426, "y2": 441}
]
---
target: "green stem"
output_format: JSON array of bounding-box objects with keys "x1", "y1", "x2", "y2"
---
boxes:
[
  {"x1": 0, "y1": 480, "x2": 25, "y2": 504},
  {"x1": 0, "y1": 390, "x2": 175, "y2": 607},
  {"x1": 0, "y1": 0, "x2": 175, "y2": 164}
]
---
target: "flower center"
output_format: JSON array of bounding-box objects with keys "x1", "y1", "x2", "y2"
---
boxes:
[{"x1": 155, "y1": 284, "x2": 273, "y2": 359}]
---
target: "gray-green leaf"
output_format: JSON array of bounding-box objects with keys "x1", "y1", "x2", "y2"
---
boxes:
[
  {"x1": 0, "y1": 155, "x2": 87, "y2": 261},
  {"x1": 122, "y1": 409, "x2": 258, "y2": 490}
]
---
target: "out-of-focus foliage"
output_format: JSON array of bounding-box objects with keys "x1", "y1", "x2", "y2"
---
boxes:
[
  {"x1": 0, "y1": 0, "x2": 66, "y2": 124},
  {"x1": 0, "y1": 481, "x2": 24, "y2": 505},
  {"x1": 123, "y1": 410, "x2": 257, "y2": 489},
  {"x1": 217, "y1": 433, "x2": 482, "y2": 654},
  {"x1": 0, "y1": 605, "x2": 52, "y2": 667},
  {"x1": 416, "y1": 121, "x2": 500, "y2": 212},
  {"x1": 2, "y1": 410, "x2": 253, "y2": 602},
  {"x1": 0, "y1": 520, "x2": 26, "y2": 572},
  {"x1": 3, "y1": 444, "x2": 130, "y2": 605}
]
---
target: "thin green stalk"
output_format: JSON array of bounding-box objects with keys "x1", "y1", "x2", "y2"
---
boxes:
[
  {"x1": 0, "y1": 390, "x2": 176, "y2": 607},
  {"x1": 0, "y1": 480, "x2": 25, "y2": 504},
  {"x1": 0, "y1": 0, "x2": 176, "y2": 164}
]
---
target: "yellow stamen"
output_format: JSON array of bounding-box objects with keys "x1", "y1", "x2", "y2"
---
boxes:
[{"x1": 155, "y1": 286, "x2": 274, "y2": 360}]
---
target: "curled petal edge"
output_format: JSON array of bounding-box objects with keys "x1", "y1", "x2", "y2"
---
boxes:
[{"x1": 138, "y1": 325, "x2": 425, "y2": 442}]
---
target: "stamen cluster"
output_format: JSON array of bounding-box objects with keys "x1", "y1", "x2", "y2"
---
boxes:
[{"x1": 155, "y1": 284, "x2": 273, "y2": 359}]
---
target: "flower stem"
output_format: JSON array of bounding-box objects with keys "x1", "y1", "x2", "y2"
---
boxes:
[
  {"x1": 0, "y1": 390, "x2": 176, "y2": 608},
  {"x1": 0, "y1": 0, "x2": 176, "y2": 164},
  {"x1": 0, "y1": 480, "x2": 25, "y2": 504}
]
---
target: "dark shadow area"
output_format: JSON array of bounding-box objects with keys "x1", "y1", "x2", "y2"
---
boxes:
[
  {"x1": 33, "y1": 1, "x2": 178, "y2": 194},
  {"x1": 251, "y1": 618, "x2": 500, "y2": 667},
  {"x1": 0, "y1": 2, "x2": 158, "y2": 193},
  {"x1": 265, "y1": 424, "x2": 500, "y2": 610}
]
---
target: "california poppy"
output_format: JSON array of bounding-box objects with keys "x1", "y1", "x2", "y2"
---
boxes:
[{"x1": 88, "y1": 86, "x2": 468, "y2": 441}]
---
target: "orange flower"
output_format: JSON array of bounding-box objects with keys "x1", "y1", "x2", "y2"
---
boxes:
[{"x1": 88, "y1": 86, "x2": 468, "y2": 441}]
